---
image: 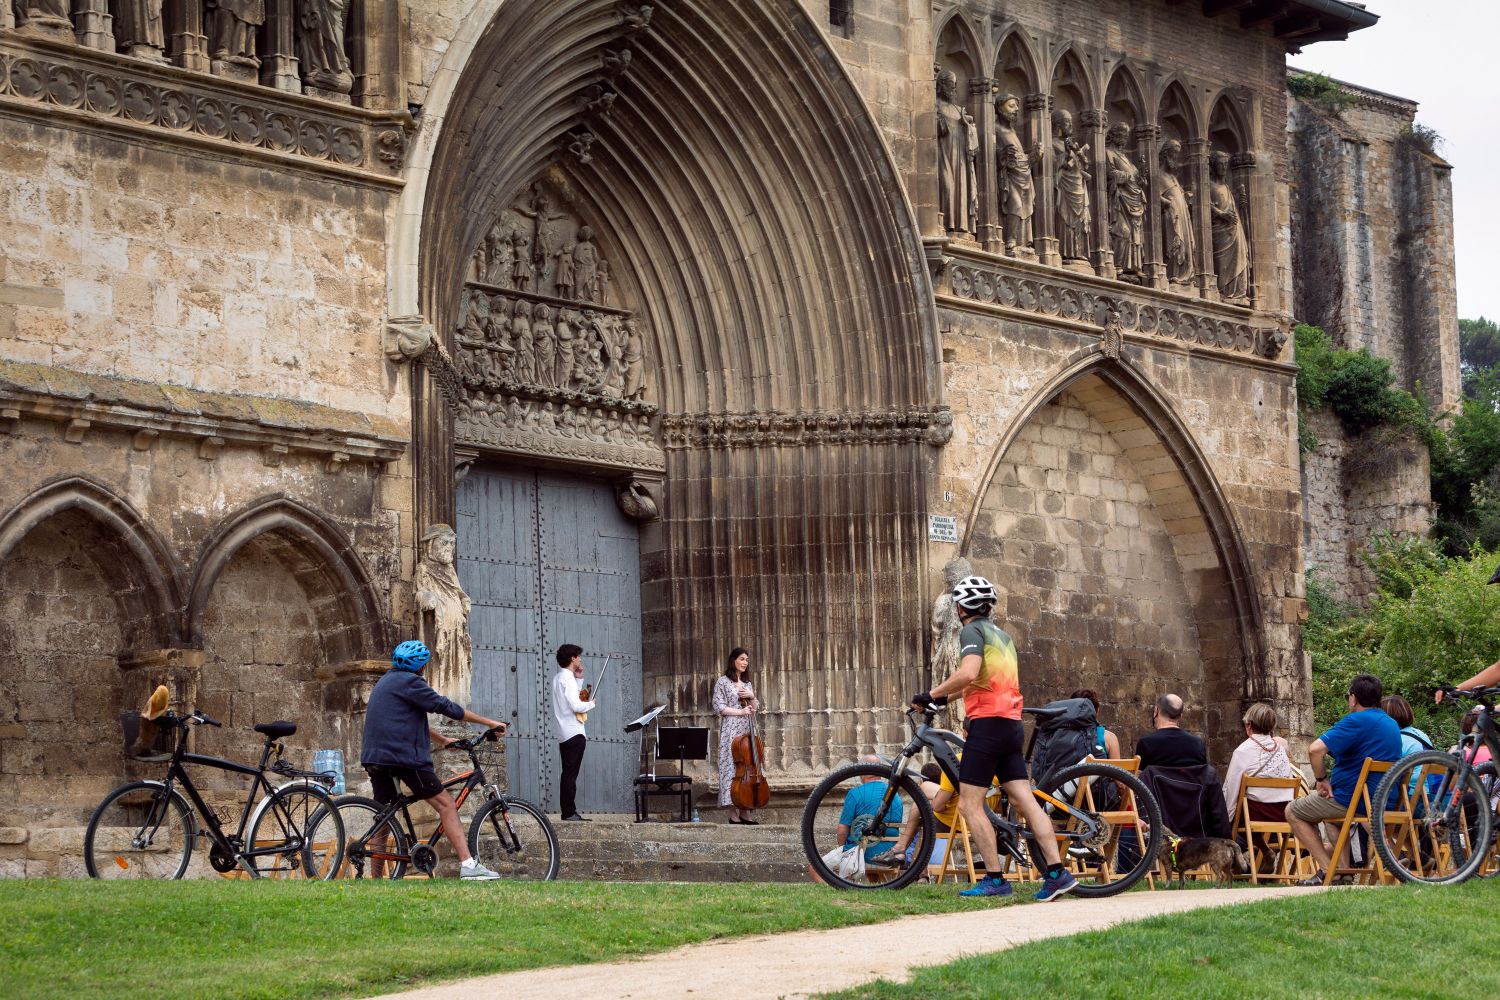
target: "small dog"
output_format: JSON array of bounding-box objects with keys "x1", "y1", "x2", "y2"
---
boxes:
[{"x1": 1162, "y1": 831, "x2": 1249, "y2": 889}]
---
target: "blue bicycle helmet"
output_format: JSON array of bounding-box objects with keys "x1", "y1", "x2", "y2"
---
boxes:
[{"x1": 391, "y1": 640, "x2": 431, "y2": 672}]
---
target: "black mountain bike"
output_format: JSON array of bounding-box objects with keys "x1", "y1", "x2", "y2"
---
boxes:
[
  {"x1": 335, "y1": 726, "x2": 559, "y2": 880},
  {"x1": 84, "y1": 711, "x2": 344, "y2": 879},
  {"x1": 802, "y1": 703, "x2": 1163, "y2": 894},
  {"x1": 1371, "y1": 684, "x2": 1500, "y2": 884}
]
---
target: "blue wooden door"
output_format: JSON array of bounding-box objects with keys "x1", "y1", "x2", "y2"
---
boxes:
[{"x1": 457, "y1": 467, "x2": 641, "y2": 813}]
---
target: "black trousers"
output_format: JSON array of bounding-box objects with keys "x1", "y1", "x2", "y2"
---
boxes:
[{"x1": 559, "y1": 734, "x2": 587, "y2": 817}]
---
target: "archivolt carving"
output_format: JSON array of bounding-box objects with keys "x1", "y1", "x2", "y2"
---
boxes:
[{"x1": 660, "y1": 408, "x2": 953, "y2": 450}]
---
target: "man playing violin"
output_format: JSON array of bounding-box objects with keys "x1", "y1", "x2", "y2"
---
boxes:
[{"x1": 551, "y1": 643, "x2": 596, "y2": 821}]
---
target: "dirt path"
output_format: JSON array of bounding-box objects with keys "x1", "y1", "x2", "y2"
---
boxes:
[{"x1": 379, "y1": 886, "x2": 1317, "y2": 1000}]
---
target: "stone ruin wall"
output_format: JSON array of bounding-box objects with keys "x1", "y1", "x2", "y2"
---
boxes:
[{"x1": 1291, "y1": 79, "x2": 1459, "y2": 604}]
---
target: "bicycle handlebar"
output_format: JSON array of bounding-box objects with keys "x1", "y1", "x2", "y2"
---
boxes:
[
  {"x1": 1435, "y1": 684, "x2": 1500, "y2": 707},
  {"x1": 443, "y1": 725, "x2": 506, "y2": 752}
]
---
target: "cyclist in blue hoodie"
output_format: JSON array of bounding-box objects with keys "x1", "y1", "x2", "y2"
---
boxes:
[{"x1": 361, "y1": 640, "x2": 508, "y2": 879}]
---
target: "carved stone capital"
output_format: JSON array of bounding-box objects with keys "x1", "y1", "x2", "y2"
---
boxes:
[
  {"x1": 1024, "y1": 93, "x2": 1051, "y2": 113},
  {"x1": 1079, "y1": 108, "x2": 1106, "y2": 130},
  {"x1": 968, "y1": 77, "x2": 993, "y2": 98},
  {"x1": 619, "y1": 3, "x2": 653, "y2": 33},
  {"x1": 386, "y1": 315, "x2": 435, "y2": 363},
  {"x1": 1231, "y1": 151, "x2": 1258, "y2": 170},
  {"x1": 660, "y1": 408, "x2": 952, "y2": 450},
  {"x1": 1133, "y1": 124, "x2": 1162, "y2": 142}
]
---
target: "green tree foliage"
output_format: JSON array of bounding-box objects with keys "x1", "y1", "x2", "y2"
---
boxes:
[
  {"x1": 1306, "y1": 540, "x2": 1500, "y2": 747},
  {"x1": 1293, "y1": 323, "x2": 1429, "y2": 445},
  {"x1": 1287, "y1": 71, "x2": 1355, "y2": 115},
  {"x1": 1460, "y1": 316, "x2": 1500, "y2": 385}
]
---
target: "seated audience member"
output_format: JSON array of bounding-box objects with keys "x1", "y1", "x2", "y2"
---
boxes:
[
  {"x1": 1069, "y1": 688, "x2": 1122, "y2": 760},
  {"x1": 1286, "y1": 673, "x2": 1402, "y2": 886},
  {"x1": 1134, "y1": 694, "x2": 1208, "y2": 769},
  {"x1": 1222, "y1": 702, "x2": 1296, "y2": 868},
  {"x1": 1382, "y1": 695, "x2": 1432, "y2": 758},
  {"x1": 870, "y1": 763, "x2": 962, "y2": 869},
  {"x1": 1451, "y1": 706, "x2": 1493, "y2": 765}
]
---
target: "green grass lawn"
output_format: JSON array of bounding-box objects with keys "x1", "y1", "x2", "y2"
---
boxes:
[
  {"x1": 821, "y1": 880, "x2": 1500, "y2": 999},
  {"x1": 0, "y1": 879, "x2": 989, "y2": 999}
]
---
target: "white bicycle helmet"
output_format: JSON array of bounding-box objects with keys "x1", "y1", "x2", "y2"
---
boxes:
[{"x1": 952, "y1": 575, "x2": 998, "y2": 611}]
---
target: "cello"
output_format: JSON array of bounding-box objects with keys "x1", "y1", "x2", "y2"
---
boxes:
[{"x1": 730, "y1": 686, "x2": 771, "y2": 811}]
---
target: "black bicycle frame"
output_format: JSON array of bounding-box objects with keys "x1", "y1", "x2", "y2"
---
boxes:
[
  {"x1": 159, "y1": 720, "x2": 295, "y2": 872},
  {"x1": 349, "y1": 744, "x2": 497, "y2": 867}
]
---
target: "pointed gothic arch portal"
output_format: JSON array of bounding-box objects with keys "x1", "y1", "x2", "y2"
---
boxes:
[{"x1": 963, "y1": 356, "x2": 1261, "y2": 753}]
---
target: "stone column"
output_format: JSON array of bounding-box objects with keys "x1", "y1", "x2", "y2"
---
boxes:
[
  {"x1": 971, "y1": 77, "x2": 1001, "y2": 251},
  {"x1": 351, "y1": 0, "x2": 404, "y2": 111},
  {"x1": 73, "y1": 0, "x2": 116, "y2": 50},
  {"x1": 1027, "y1": 92, "x2": 1058, "y2": 266},
  {"x1": 260, "y1": 0, "x2": 302, "y2": 93},
  {"x1": 1231, "y1": 151, "x2": 1258, "y2": 307},
  {"x1": 1187, "y1": 137, "x2": 1216, "y2": 301},
  {"x1": 166, "y1": 0, "x2": 209, "y2": 72},
  {"x1": 1135, "y1": 123, "x2": 1166, "y2": 290},
  {"x1": 1080, "y1": 109, "x2": 1113, "y2": 279}
]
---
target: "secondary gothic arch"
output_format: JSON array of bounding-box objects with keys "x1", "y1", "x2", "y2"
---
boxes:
[{"x1": 185, "y1": 496, "x2": 388, "y2": 663}]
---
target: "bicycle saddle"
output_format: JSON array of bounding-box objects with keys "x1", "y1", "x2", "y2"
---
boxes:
[{"x1": 254, "y1": 720, "x2": 298, "y2": 740}]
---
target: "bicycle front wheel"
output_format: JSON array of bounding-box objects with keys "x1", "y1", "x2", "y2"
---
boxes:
[
  {"x1": 247, "y1": 783, "x2": 345, "y2": 880},
  {"x1": 468, "y1": 797, "x2": 560, "y2": 880},
  {"x1": 1372, "y1": 749, "x2": 1493, "y2": 884},
  {"x1": 1034, "y1": 762, "x2": 1162, "y2": 898},
  {"x1": 332, "y1": 795, "x2": 409, "y2": 879},
  {"x1": 801, "y1": 763, "x2": 934, "y2": 891},
  {"x1": 84, "y1": 781, "x2": 194, "y2": 880}
]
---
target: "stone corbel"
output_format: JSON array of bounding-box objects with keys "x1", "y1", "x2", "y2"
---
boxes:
[
  {"x1": 132, "y1": 429, "x2": 159, "y2": 451},
  {"x1": 924, "y1": 407, "x2": 954, "y2": 448},
  {"x1": 385, "y1": 315, "x2": 435, "y2": 363},
  {"x1": 1, "y1": 408, "x2": 20, "y2": 434},
  {"x1": 619, "y1": 3, "x2": 653, "y2": 33},
  {"x1": 64, "y1": 418, "x2": 91, "y2": 444},
  {"x1": 923, "y1": 237, "x2": 954, "y2": 290},
  {"x1": 615, "y1": 477, "x2": 661, "y2": 522}
]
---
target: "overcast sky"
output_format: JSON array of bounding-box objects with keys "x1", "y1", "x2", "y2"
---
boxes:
[{"x1": 1292, "y1": 0, "x2": 1498, "y2": 322}]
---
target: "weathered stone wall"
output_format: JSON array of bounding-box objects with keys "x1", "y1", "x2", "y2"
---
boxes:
[
  {"x1": 1301, "y1": 408, "x2": 1433, "y2": 606},
  {"x1": 1289, "y1": 84, "x2": 1461, "y2": 413}
]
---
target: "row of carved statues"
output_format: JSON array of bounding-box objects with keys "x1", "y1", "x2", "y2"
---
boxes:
[
  {"x1": 11, "y1": 0, "x2": 358, "y2": 97},
  {"x1": 461, "y1": 390, "x2": 657, "y2": 450},
  {"x1": 458, "y1": 289, "x2": 648, "y2": 402},
  {"x1": 471, "y1": 221, "x2": 613, "y2": 306},
  {"x1": 936, "y1": 72, "x2": 1250, "y2": 304}
]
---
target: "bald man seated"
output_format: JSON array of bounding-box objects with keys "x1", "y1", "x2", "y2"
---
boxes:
[{"x1": 1133, "y1": 693, "x2": 1208, "y2": 770}]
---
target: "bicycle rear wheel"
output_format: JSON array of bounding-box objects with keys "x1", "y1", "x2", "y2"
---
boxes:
[
  {"x1": 247, "y1": 783, "x2": 345, "y2": 880},
  {"x1": 333, "y1": 795, "x2": 410, "y2": 879},
  {"x1": 1034, "y1": 762, "x2": 1162, "y2": 898},
  {"x1": 1372, "y1": 749, "x2": 1493, "y2": 884},
  {"x1": 84, "y1": 781, "x2": 194, "y2": 880},
  {"x1": 801, "y1": 763, "x2": 935, "y2": 891},
  {"x1": 468, "y1": 797, "x2": 560, "y2": 880}
]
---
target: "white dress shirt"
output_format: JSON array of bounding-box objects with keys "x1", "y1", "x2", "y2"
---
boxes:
[{"x1": 552, "y1": 668, "x2": 596, "y2": 742}]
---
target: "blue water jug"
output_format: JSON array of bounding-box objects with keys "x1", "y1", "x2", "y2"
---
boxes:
[{"x1": 312, "y1": 749, "x2": 345, "y2": 794}]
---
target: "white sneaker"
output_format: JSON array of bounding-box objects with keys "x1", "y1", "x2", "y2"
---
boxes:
[{"x1": 460, "y1": 859, "x2": 502, "y2": 881}]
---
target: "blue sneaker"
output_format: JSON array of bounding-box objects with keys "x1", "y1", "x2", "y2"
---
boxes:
[
  {"x1": 958, "y1": 875, "x2": 1013, "y2": 898},
  {"x1": 1035, "y1": 870, "x2": 1079, "y2": 902}
]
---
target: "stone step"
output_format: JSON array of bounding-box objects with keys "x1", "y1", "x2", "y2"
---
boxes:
[{"x1": 550, "y1": 816, "x2": 811, "y2": 882}]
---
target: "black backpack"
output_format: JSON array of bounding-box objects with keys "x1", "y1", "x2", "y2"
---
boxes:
[{"x1": 1026, "y1": 697, "x2": 1099, "y2": 787}]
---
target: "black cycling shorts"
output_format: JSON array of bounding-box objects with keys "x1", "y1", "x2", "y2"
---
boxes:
[
  {"x1": 959, "y1": 717, "x2": 1028, "y2": 787},
  {"x1": 365, "y1": 764, "x2": 445, "y2": 804}
]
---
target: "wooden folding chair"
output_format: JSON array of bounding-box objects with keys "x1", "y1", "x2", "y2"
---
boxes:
[
  {"x1": 1061, "y1": 756, "x2": 1156, "y2": 889},
  {"x1": 1236, "y1": 776, "x2": 1313, "y2": 884},
  {"x1": 1325, "y1": 758, "x2": 1417, "y2": 885},
  {"x1": 927, "y1": 811, "x2": 980, "y2": 884}
]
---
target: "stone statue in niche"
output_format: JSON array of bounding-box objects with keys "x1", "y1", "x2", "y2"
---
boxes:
[
  {"x1": 555, "y1": 308, "x2": 577, "y2": 388},
  {"x1": 622, "y1": 318, "x2": 646, "y2": 400},
  {"x1": 1158, "y1": 139, "x2": 1196, "y2": 288},
  {"x1": 297, "y1": 0, "x2": 354, "y2": 95},
  {"x1": 596, "y1": 260, "x2": 612, "y2": 305},
  {"x1": 994, "y1": 94, "x2": 1037, "y2": 256},
  {"x1": 930, "y1": 556, "x2": 974, "y2": 678},
  {"x1": 1105, "y1": 124, "x2": 1146, "y2": 281},
  {"x1": 511, "y1": 300, "x2": 535, "y2": 384},
  {"x1": 1209, "y1": 150, "x2": 1249, "y2": 302},
  {"x1": 1052, "y1": 110, "x2": 1092, "y2": 264},
  {"x1": 487, "y1": 295, "x2": 514, "y2": 377},
  {"x1": 935, "y1": 70, "x2": 980, "y2": 239},
  {"x1": 113, "y1": 0, "x2": 167, "y2": 63},
  {"x1": 207, "y1": 0, "x2": 265, "y2": 68},
  {"x1": 486, "y1": 228, "x2": 515, "y2": 287},
  {"x1": 414, "y1": 524, "x2": 473, "y2": 702},
  {"x1": 18, "y1": 0, "x2": 72, "y2": 27},
  {"x1": 554, "y1": 236, "x2": 576, "y2": 300},
  {"x1": 573, "y1": 227, "x2": 600, "y2": 301},
  {"x1": 512, "y1": 233, "x2": 534, "y2": 290},
  {"x1": 534, "y1": 304, "x2": 556, "y2": 386}
]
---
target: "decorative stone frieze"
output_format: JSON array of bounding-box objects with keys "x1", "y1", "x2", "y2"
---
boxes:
[
  {"x1": 0, "y1": 33, "x2": 409, "y2": 186},
  {"x1": 456, "y1": 385, "x2": 661, "y2": 473},
  {"x1": 659, "y1": 407, "x2": 953, "y2": 450},
  {"x1": 937, "y1": 244, "x2": 1288, "y2": 364}
]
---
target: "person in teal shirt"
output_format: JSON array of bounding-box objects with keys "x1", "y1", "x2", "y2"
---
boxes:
[{"x1": 839, "y1": 757, "x2": 904, "y2": 862}]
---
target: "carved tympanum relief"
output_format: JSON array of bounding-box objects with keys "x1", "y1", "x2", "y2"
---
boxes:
[{"x1": 456, "y1": 183, "x2": 661, "y2": 472}]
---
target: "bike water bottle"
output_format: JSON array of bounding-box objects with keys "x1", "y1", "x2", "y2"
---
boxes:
[{"x1": 313, "y1": 749, "x2": 345, "y2": 794}]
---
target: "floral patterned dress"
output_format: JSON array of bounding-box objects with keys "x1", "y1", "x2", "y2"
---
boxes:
[{"x1": 713, "y1": 675, "x2": 759, "y2": 807}]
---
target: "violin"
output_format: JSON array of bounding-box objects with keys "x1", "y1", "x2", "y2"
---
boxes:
[
  {"x1": 575, "y1": 653, "x2": 613, "y2": 724},
  {"x1": 730, "y1": 686, "x2": 771, "y2": 811}
]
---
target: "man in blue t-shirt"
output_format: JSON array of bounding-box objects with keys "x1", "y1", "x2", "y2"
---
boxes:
[
  {"x1": 838, "y1": 757, "x2": 904, "y2": 863},
  {"x1": 1286, "y1": 672, "x2": 1402, "y2": 885}
]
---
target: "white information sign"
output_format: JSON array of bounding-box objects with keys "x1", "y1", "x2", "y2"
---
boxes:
[{"x1": 928, "y1": 514, "x2": 959, "y2": 543}]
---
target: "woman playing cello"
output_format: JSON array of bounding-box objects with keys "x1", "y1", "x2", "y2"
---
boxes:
[{"x1": 713, "y1": 647, "x2": 761, "y2": 824}]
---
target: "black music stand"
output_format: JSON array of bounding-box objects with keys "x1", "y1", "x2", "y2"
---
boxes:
[{"x1": 632, "y1": 725, "x2": 707, "y2": 823}]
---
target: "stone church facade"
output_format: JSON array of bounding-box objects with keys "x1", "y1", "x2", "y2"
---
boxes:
[{"x1": 0, "y1": 0, "x2": 1455, "y2": 872}]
